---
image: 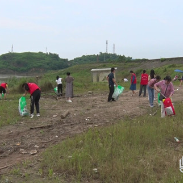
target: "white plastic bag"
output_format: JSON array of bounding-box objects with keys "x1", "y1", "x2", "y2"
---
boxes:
[{"x1": 112, "y1": 85, "x2": 124, "y2": 100}]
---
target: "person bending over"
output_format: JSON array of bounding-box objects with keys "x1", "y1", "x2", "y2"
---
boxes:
[
  {"x1": 0, "y1": 82, "x2": 8, "y2": 99},
  {"x1": 22, "y1": 83, "x2": 41, "y2": 118}
]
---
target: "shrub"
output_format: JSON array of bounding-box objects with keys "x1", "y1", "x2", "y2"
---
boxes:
[
  {"x1": 40, "y1": 81, "x2": 53, "y2": 92},
  {"x1": 160, "y1": 58, "x2": 166, "y2": 62}
]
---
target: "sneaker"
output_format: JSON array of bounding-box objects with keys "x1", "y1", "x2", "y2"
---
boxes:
[
  {"x1": 68, "y1": 100, "x2": 72, "y2": 102},
  {"x1": 150, "y1": 105, "x2": 154, "y2": 108},
  {"x1": 30, "y1": 114, "x2": 34, "y2": 118},
  {"x1": 36, "y1": 113, "x2": 40, "y2": 117}
]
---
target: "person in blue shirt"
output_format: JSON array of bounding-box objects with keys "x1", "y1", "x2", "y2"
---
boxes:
[{"x1": 107, "y1": 68, "x2": 118, "y2": 102}]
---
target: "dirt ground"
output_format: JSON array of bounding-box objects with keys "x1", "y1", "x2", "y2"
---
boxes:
[{"x1": 0, "y1": 86, "x2": 182, "y2": 176}]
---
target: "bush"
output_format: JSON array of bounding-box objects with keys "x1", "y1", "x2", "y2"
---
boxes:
[
  {"x1": 40, "y1": 81, "x2": 53, "y2": 92},
  {"x1": 160, "y1": 58, "x2": 166, "y2": 62}
]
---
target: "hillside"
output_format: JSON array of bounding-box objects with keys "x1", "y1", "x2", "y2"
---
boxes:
[
  {"x1": 1, "y1": 51, "x2": 183, "y2": 75},
  {"x1": 0, "y1": 52, "x2": 69, "y2": 73},
  {"x1": 69, "y1": 52, "x2": 132, "y2": 65}
]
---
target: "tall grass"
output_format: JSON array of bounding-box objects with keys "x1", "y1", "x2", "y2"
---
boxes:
[{"x1": 41, "y1": 103, "x2": 183, "y2": 182}]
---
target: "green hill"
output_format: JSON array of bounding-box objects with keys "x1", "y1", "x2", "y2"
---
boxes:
[
  {"x1": 0, "y1": 52, "x2": 69, "y2": 73},
  {"x1": 69, "y1": 52, "x2": 132, "y2": 65},
  {"x1": 0, "y1": 52, "x2": 135, "y2": 73}
]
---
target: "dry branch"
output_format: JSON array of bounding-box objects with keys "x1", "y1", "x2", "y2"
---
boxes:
[
  {"x1": 0, "y1": 164, "x2": 12, "y2": 170},
  {"x1": 30, "y1": 124, "x2": 53, "y2": 130}
]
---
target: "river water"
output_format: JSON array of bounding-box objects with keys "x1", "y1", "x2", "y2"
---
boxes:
[{"x1": 0, "y1": 74, "x2": 31, "y2": 82}]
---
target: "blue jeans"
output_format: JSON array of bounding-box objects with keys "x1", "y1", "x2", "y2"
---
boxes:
[{"x1": 147, "y1": 86, "x2": 154, "y2": 106}]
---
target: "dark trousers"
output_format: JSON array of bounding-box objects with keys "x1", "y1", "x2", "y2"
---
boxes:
[
  {"x1": 108, "y1": 85, "x2": 114, "y2": 102},
  {"x1": 30, "y1": 90, "x2": 41, "y2": 114},
  {"x1": 139, "y1": 84, "x2": 147, "y2": 97},
  {"x1": 57, "y1": 84, "x2": 62, "y2": 96}
]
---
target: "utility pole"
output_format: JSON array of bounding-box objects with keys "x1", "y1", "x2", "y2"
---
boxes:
[{"x1": 113, "y1": 44, "x2": 115, "y2": 54}]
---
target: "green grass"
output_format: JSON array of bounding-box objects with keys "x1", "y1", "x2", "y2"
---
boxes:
[
  {"x1": 0, "y1": 94, "x2": 24, "y2": 127},
  {"x1": 40, "y1": 103, "x2": 183, "y2": 183},
  {"x1": 6, "y1": 62, "x2": 182, "y2": 95}
]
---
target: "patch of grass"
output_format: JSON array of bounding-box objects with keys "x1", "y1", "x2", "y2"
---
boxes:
[
  {"x1": 0, "y1": 94, "x2": 23, "y2": 127},
  {"x1": 41, "y1": 103, "x2": 183, "y2": 183}
]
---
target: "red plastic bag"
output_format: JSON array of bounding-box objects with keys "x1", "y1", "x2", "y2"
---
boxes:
[{"x1": 163, "y1": 98, "x2": 175, "y2": 116}]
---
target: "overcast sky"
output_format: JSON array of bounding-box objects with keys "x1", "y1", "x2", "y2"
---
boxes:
[{"x1": 0, "y1": 0, "x2": 182, "y2": 60}]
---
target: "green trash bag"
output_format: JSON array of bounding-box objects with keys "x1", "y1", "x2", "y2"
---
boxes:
[
  {"x1": 112, "y1": 85, "x2": 124, "y2": 100},
  {"x1": 54, "y1": 87, "x2": 58, "y2": 94},
  {"x1": 19, "y1": 97, "x2": 29, "y2": 116},
  {"x1": 0, "y1": 92, "x2": 4, "y2": 99},
  {"x1": 158, "y1": 93, "x2": 161, "y2": 106}
]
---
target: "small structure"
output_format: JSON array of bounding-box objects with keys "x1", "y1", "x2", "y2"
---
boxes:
[{"x1": 91, "y1": 68, "x2": 117, "y2": 82}]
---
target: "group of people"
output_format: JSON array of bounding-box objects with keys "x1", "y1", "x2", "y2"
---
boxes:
[
  {"x1": 0, "y1": 82, "x2": 41, "y2": 119},
  {"x1": 0, "y1": 72, "x2": 74, "y2": 119},
  {"x1": 107, "y1": 68, "x2": 175, "y2": 118},
  {"x1": 56, "y1": 72, "x2": 74, "y2": 102},
  {"x1": 0, "y1": 68, "x2": 176, "y2": 119}
]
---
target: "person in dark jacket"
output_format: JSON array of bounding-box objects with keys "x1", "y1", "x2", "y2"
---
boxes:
[
  {"x1": 107, "y1": 68, "x2": 118, "y2": 102},
  {"x1": 22, "y1": 83, "x2": 41, "y2": 118}
]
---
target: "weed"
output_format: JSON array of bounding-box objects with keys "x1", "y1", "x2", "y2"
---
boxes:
[
  {"x1": 10, "y1": 168, "x2": 20, "y2": 175},
  {"x1": 48, "y1": 168, "x2": 54, "y2": 178},
  {"x1": 40, "y1": 130, "x2": 44, "y2": 134},
  {"x1": 38, "y1": 169, "x2": 43, "y2": 176},
  {"x1": 41, "y1": 103, "x2": 183, "y2": 183}
]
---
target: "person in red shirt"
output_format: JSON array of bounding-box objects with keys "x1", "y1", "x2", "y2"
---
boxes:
[
  {"x1": 22, "y1": 83, "x2": 41, "y2": 118},
  {"x1": 130, "y1": 70, "x2": 136, "y2": 96},
  {"x1": 0, "y1": 82, "x2": 8, "y2": 99},
  {"x1": 139, "y1": 70, "x2": 148, "y2": 97}
]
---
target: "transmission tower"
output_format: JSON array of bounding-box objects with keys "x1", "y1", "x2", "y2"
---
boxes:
[
  {"x1": 106, "y1": 40, "x2": 108, "y2": 53},
  {"x1": 113, "y1": 44, "x2": 115, "y2": 54},
  {"x1": 11, "y1": 44, "x2": 13, "y2": 53}
]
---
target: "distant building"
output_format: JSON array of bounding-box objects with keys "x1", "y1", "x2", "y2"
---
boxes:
[{"x1": 91, "y1": 68, "x2": 117, "y2": 82}]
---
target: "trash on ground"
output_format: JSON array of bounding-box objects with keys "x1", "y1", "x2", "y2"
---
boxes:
[
  {"x1": 30, "y1": 149, "x2": 37, "y2": 155},
  {"x1": 20, "y1": 149, "x2": 28, "y2": 154},
  {"x1": 174, "y1": 137, "x2": 180, "y2": 143}
]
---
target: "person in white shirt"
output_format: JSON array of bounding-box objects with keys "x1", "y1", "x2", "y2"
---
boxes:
[{"x1": 56, "y1": 76, "x2": 62, "y2": 96}]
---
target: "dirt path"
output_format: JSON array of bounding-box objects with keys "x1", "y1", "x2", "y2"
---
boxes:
[{"x1": 0, "y1": 87, "x2": 182, "y2": 174}]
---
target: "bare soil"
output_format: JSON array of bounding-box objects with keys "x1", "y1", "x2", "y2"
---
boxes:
[{"x1": 0, "y1": 87, "x2": 182, "y2": 175}]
